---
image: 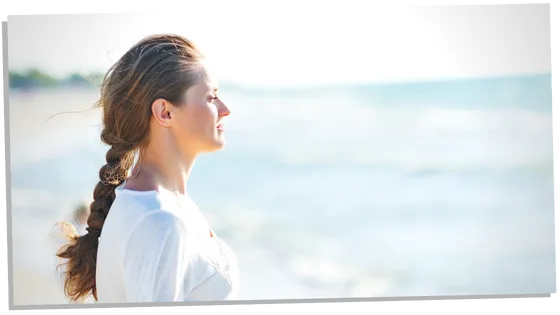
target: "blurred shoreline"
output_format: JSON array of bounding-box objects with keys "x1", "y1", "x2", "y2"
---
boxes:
[{"x1": 7, "y1": 73, "x2": 557, "y2": 306}]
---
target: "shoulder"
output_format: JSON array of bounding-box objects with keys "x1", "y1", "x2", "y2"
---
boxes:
[
  {"x1": 120, "y1": 209, "x2": 192, "y2": 267},
  {"x1": 111, "y1": 188, "x2": 172, "y2": 217},
  {"x1": 109, "y1": 187, "x2": 187, "y2": 230},
  {"x1": 129, "y1": 209, "x2": 188, "y2": 242}
]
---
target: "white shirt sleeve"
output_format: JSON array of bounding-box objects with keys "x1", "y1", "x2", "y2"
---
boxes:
[{"x1": 120, "y1": 211, "x2": 210, "y2": 302}]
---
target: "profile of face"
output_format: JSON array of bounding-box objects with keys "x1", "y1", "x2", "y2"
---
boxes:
[{"x1": 151, "y1": 67, "x2": 231, "y2": 156}]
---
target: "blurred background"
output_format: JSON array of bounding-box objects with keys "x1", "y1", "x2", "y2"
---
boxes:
[{"x1": 6, "y1": 4, "x2": 556, "y2": 305}]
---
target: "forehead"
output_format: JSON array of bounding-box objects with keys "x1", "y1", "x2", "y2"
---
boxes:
[
  {"x1": 199, "y1": 60, "x2": 220, "y2": 87},
  {"x1": 184, "y1": 62, "x2": 219, "y2": 96},
  {"x1": 190, "y1": 79, "x2": 217, "y2": 93},
  {"x1": 194, "y1": 71, "x2": 219, "y2": 92}
]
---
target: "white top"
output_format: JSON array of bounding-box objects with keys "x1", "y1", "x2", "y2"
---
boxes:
[{"x1": 95, "y1": 183, "x2": 240, "y2": 303}]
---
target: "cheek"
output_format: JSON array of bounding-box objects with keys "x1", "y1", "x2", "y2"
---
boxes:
[
  {"x1": 198, "y1": 103, "x2": 218, "y2": 127},
  {"x1": 181, "y1": 103, "x2": 217, "y2": 136}
]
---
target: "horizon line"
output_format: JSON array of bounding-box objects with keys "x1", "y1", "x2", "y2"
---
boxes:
[{"x1": 8, "y1": 68, "x2": 552, "y2": 91}]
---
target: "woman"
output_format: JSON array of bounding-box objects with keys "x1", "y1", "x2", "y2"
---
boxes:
[{"x1": 56, "y1": 34, "x2": 239, "y2": 304}]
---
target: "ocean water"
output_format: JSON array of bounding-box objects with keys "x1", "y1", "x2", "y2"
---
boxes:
[{"x1": 7, "y1": 74, "x2": 556, "y2": 304}]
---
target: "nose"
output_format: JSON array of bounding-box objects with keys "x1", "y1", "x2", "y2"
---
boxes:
[{"x1": 217, "y1": 98, "x2": 230, "y2": 117}]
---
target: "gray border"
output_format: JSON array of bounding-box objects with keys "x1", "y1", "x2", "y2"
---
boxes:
[
  {"x1": 0, "y1": 1, "x2": 560, "y2": 314},
  {"x1": 6, "y1": 294, "x2": 560, "y2": 314},
  {"x1": 3, "y1": 20, "x2": 15, "y2": 310}
]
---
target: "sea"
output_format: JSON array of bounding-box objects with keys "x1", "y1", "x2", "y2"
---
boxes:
[{"x1": 6, "y1": 74, "x2": 557, "y2": 305}]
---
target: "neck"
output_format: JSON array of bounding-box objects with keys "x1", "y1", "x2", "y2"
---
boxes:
[{"x1": 128, "y1": 138, "x2": 197, "y2": 196}]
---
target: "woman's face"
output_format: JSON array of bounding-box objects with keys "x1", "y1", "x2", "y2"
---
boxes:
[{"x1": 168, "y1": 70, "x2": 231, "y2": 155}]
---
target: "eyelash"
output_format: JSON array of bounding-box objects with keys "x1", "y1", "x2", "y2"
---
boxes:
[{"x1": 209, "y1": 95, "x2": 218, "y2": 103}]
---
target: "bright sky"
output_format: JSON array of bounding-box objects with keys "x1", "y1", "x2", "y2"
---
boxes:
[{"x1": 7, "y1": 4, "x2": 551, "y2": 88}]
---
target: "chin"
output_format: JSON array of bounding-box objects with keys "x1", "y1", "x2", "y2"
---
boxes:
[{"x1": 203, "y1": 140, "x2": 226, "y2": 153}]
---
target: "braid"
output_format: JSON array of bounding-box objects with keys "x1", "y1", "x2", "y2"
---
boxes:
[
  {"x1": 87, "y1": 146, "x2": 134, "y2": 234},
  {"x1": 56, "y1": 144, "x2": 135, "y2": 301}
]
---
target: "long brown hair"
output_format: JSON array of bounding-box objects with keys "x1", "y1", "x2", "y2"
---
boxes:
[{"x1": 56, "y1": 34, "x2": 206, "y2": 302}]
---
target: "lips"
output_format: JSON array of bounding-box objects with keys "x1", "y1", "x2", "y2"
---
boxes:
[{"x1": 216, "y1": 123, "x2": 224, "y2": 130}]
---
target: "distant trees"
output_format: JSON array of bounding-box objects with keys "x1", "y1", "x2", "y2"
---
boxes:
[{"x1": 8, "y1": 68, "x2": 104, "y2": 89}]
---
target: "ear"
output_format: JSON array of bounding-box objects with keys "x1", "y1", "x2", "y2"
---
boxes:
[{"x1": 151, "y1": 98, "x2": 173, "y2": 127}]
